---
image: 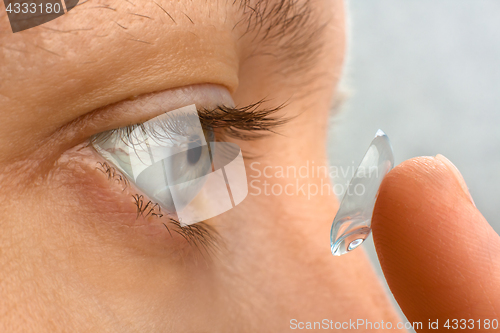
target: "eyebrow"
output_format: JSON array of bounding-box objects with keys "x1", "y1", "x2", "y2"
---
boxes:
[
  {"x1": 1, "y1": 0, "x2": 326, "y2": 79},
  {"x1": 233, "y1": 0, "x2": 328, "y2": 77}
]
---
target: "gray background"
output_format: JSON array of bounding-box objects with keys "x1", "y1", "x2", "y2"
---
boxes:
[{"x1": 327, "y1": 0, "x2": 499, "y2": 327}]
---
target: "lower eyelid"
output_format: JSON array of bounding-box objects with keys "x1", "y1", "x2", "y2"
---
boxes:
[{"x1": 55, "y1": 142, "x2": 218, "y2": 257}]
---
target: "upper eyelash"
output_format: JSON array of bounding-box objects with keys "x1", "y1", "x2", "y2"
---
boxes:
[
  {"x1": 90, "y1": 100, "x2": 290, "y2": 147},
  {"x1": 198, "y1": 99, "x2": 291, "y2": 140},
  {"x1": 90, "y1": 111, "x2": 201, "y2": 148}
]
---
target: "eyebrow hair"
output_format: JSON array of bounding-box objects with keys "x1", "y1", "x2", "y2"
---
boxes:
[
  {"x1": 0, "y1": 0, "x2": 327, "y2": 79},
  {"x1": 233, "y1": 0, "x2": 328, "y2": 78}
]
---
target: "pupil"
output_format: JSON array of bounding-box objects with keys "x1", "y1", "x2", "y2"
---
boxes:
[{"x1": 187, "y1": 137, "x2": 202, "y2": 165}]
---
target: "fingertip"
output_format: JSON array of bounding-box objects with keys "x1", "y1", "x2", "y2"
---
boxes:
[{"x1": 372, "y1": 156, "x2": 500, "y2": 322}]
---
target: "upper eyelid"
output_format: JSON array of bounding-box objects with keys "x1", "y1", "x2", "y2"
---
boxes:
[
  {"x1": 37, "y1": 87, "x2": 289, "y2": 178},
  {"x1": 91, "y1": 100, "x2": 291, "y2": 148},
  {"x1": 46, "y1": 85, "x2": 234, "y2": 152},
  {"x1": 91, "y1": 110, "x2": 205, "y2": 148}
]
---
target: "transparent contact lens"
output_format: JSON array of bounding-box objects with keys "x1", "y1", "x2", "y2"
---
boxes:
[
  {"x1": 91, "y1": 104, "x2": 248, "y2": 226},
  {"x1": 330, "y1": 129, "x2": 394, "y2": 256}
]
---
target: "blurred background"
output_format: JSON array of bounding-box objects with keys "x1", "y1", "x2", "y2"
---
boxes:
[{"x1": 327, "y1": 0, "x2": 499, "y2": 328}]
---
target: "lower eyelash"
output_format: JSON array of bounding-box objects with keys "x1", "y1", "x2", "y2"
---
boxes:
[
  {"x1": 168, "y1": 219, "x2": 222, "y2": 258},
  {"x1": 96, "y1": 161, "x2": 220, "y2": 255},
  {"x1": 132, "y1": 194, "x2": 164, "y2": 219},
  {"x1": 96, "y1": 161, "x2": 130, "y2": 191}
]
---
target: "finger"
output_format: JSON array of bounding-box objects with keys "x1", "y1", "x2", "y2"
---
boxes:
[{"x1": 372, "y1": 155, "x2": 500, "y2": 328}]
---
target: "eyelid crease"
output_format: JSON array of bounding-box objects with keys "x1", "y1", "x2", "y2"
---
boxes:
[{"x1": 43, "y1": 84, "x2": 235, "y2": 160}]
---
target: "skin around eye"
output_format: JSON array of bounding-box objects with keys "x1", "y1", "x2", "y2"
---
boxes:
[
  {"x1": 41, "y1": 83, "x2": 280, "y2": 260},
  {"x1": 55, "y1": 143, "x2": 205, "y2": 257},
  {"x1": 51, "y1": 87, "x2": 237, "y2": 258}
]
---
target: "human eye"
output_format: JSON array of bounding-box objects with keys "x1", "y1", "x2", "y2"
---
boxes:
[
  {"x1": 84, "y1": 86, "x2": 288, "y2": 249},
  {"x1": 91, "y1": 104, "x2": 216, "y2": 223}
]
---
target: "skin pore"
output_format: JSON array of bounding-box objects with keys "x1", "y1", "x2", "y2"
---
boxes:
[{"x1": 5, "y1": 0, "x2": 498, "y2": 332}]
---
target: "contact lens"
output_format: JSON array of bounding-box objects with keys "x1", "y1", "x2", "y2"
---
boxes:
[{"x1": 330, "y1": 129, "x2": 394, "y2": 256}]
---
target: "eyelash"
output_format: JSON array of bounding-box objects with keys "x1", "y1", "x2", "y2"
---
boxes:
[
  {"x1": 91, "y1": 101, "x2": 289, "y2": 253},
  {"x1": 96, "y1": 161, "x2": 130, "y2": 191},
  {"x1": 96, "y1": 160, "x2": 221, "y2": 255},
  {"x1": 197, "y1": 100, "x2": 289, "y2": 140},
  {"x1": 90, "y1": 100, "x2": 289, "y2": 148},
  {"x1": 132, "y1": 193, "x2": 220, "y2": 255}
]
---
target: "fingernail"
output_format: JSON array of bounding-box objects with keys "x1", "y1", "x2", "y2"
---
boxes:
[{"x1": 435, "y1": 154, "x2": 476, "y2": 207}]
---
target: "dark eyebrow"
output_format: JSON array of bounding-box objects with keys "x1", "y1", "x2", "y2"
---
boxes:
[{"x1": 234, "y1": 0, "x2": 328, "y2": 78}]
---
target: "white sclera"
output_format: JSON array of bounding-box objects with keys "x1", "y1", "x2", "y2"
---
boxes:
[{"x1": 330, "y1": 129, "x2": 394, "y2": 256}]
